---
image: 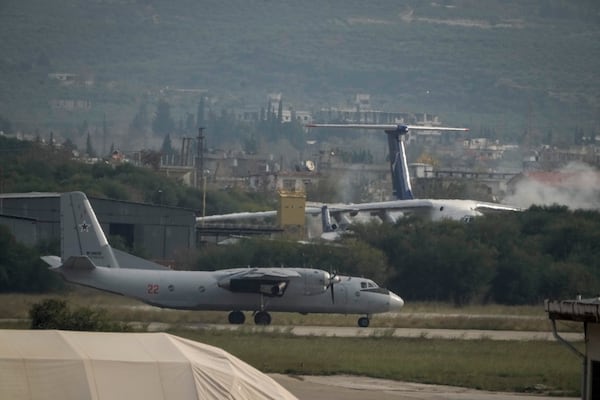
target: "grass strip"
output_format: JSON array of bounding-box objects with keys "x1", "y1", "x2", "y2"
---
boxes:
[{"x1": 172, "y1": 328, "x2": 582, "y2": 397}]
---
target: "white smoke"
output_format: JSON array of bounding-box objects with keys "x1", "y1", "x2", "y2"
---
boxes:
[{"x1": 504, "y1": 162, "x2": 600, "y2": 210}]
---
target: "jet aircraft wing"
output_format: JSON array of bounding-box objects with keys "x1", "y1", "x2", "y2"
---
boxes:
[{"x1": 197, "y1": 210, "x2": 278, "y2": 223}]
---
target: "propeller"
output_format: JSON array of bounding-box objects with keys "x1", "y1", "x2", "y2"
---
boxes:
[{"x1": 326, "y1": 271, "x2": 340, "y2": 304}]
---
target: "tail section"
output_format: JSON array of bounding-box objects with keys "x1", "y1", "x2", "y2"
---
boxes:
[
  {"x1": 386, "y1": 130, "x2": 414, "y2": 200},
  {"x1": 61, "y1": 191, "x2": 120, "y2": 268},
  {"x1": 321, "y1": 205, "x2": 338, "y2": 233}
]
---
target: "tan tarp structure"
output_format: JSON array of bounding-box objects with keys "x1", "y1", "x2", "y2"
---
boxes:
[{"x1": 0, "y1": 330, "x2": 297, "y2": 400}]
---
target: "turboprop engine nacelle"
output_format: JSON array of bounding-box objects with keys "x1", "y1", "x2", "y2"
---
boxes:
[{"x1": 303, "y1": 270, "x2": 335, "y2": 296}]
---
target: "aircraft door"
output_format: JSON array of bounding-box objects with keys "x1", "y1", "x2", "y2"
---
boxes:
[{"x1": 332, "y1": 280, "x2": 348, "y2": 313}]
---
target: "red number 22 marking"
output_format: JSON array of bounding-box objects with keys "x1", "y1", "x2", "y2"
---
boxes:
[{"x1": 147, "y1": 284, "x2": 159, "y2": 294}]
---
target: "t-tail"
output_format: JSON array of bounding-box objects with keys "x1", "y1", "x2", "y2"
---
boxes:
[
  {"x1": 305, "y1": 123, "x2": 469, "y2": 201},
  {"x1": 321, "y1": 205, "x2": 338, "y2": 233},
  {"x1": 385, "y1": 128, "x2": 414, "y2": 200},
  {"x1": 61, "y1": 191, "x2": 120, "y2": 268}
]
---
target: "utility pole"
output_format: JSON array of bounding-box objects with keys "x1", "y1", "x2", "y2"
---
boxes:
[
  {"x1": 196, "y1": 127, "x2": 206, "y2": 224},
  {"x1": 195, "y1": 127, "x2": 205, "y2": 189}
]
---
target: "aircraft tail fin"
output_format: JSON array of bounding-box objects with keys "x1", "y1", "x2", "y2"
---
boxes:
[
  {"x1": 61, "y1": 191, "x2": 120, "y2": 268},
  {"x1": 321, "y1": 205, "x2": 338, "y2": 233},
  {"x1": 386, "y1": 131, "x2": 414, "y2": 200}
]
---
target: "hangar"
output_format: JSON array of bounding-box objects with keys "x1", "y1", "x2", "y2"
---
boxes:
[
  {"x1": 0, "y1": 329, "x2": 297, "y2": 400},
  {"x1": 0, "y1": 192, "x2": 196, "y2": 262}
]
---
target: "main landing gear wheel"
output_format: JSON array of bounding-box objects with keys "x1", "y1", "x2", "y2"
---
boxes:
[
  {"x1": 254, "y1": 311, "x2": 272, "y2": 326},
  {"x1": 228, "y1": 311, "x2": 245, "y2": 324},
  {"x1": 358, "y1": 317, "x2": 370, "y2": 328}
]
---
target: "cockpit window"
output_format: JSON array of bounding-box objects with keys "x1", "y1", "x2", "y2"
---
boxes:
[
  {"x1": 368, "y1": 282, "x2": 375, "y2": 288},
  {"x1": 360, "y1": 281, "x2": 367, "y2": 289}
]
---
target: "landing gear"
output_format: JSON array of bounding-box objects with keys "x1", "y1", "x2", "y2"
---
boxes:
[
  {"x1": 254, "y1": 311, "x2": 272, "y2": 326},
  {"x1": 358, "y1": 316, "x2": 370, "y2": 328},
  {"x1": 228, "y1": 311, "x2": 245, "y2": 325}
]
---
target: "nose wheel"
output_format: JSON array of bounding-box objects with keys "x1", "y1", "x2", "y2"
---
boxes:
[{"x1": 358, "y1": 316, "x2": 370, "y2": 328}]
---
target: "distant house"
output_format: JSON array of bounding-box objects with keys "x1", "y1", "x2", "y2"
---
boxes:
[{"x1": 49, "y1": 99, "x2": 92, "y2": 111}]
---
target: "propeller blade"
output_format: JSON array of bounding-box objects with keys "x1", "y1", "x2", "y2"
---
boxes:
[{"x1": 330, "y1": 282, "x2": 334, "y2": 303}]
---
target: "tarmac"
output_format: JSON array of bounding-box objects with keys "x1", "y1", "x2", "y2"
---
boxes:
[{"x1": 270, "y1": 374, "x2": 579, "y2": 400}]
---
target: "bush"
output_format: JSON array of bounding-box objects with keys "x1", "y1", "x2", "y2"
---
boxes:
[{"x1": 29, "y1": 299, "x2": 129, "y2": 331}]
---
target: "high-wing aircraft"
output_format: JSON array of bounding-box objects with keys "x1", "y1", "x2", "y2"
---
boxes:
[
  {"x1": 41, "y1": 191, "x2": 404, "y2": 327},
  {"x1": 305, "y1": 123, "x2": 520, "y2": 234},
  {"x1": 196, "y1": 123, "x2": 520, "y2": 237}
]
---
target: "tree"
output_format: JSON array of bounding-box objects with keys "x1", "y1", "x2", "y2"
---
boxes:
[
  {"x1": 130, "y1": 102, "x2": 149, "y2": 135},
  {"x1": 0, "y1": 115, "x2": 12, "y2": 134},
  {"x1": 160, "y1": 134, "x2": 176, "y2": 163},
  {"x1": 85, "y1": 132, "x2": 96, "y2": 157},
  {"x1": 152, "y1": 99, "x2": 175, "y2": 137}
]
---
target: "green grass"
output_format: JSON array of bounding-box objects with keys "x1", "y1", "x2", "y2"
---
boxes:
[
  {"x1": 172, "y1": 329, "x2": 581, "y2": 396},
  {"x1": 0, "y1": 290, "x2": 582, "y2": 332},
  {"x1": 0, "y1": 291, "x2": 584, "y2": 396}
]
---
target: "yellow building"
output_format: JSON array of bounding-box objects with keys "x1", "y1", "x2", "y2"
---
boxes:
[{"x1": 277, "y1": 190, "x2": 306, "y2": 238}]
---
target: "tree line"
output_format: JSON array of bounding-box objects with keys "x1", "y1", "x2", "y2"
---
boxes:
[
  {"x1": 2, "y1": 201, "x2": 598, "y2": 306},
  {"x1": 192, "y1": 206, "x2": 600, "y2": 306}
]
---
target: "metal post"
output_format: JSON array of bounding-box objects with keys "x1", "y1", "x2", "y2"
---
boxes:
[{"x1": 196, "y1": 127, "x2": 205, "y2": 189}]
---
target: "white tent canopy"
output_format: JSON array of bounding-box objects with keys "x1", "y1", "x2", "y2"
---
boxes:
[{"x1": 0, "y1": 330, "x2": 297, "y2": 400}]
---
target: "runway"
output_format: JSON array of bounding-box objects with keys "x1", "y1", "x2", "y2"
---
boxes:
[{"x1": 148, "y1": 322, "x2": 584, "y2": 342}]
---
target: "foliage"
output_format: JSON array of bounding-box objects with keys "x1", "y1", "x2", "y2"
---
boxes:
[
  {"x1": 29, "y1": 298, "x2": 129, "y2": 331},
  {"x1": 192, "y1": 206, "x2": 600, "y2": 307},
  {"x1": 352, "y1": 207, "x2": 600, "y2": 305},
  {"x1": 0, "y1": 225, "x2": 63, "y2": 293},
  {"x1": 152, "y1": 99, "x2": 175, "y2": 137},
  {"x1": 0, "y1": 135, "x2": 273, "y2": 212},
  {"x1": 1, "y1": 0, "x2": 598, "y2": 139}
]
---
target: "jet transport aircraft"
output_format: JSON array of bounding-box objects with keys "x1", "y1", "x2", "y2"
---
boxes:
[
  {"x1": 196, "y1": 124, "x2": 520, "y2": 236},
  {"x1": 307, "y1": 123, "x2": 521, "y2": 234},
  {"x1": 41, "y1": 192, "x2": 404, "y2": 327}
]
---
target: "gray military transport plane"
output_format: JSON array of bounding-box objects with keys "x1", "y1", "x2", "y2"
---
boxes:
[{"x1": 42, "y1": 192, "x2": 404, "y2": 327}]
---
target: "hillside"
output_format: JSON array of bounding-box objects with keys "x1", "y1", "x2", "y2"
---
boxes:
[{"x1": 1, "y1": 0, "x2": 599, "y2": 143}]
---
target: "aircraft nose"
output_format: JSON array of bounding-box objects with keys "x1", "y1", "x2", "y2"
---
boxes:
[{"x1": 389, "y1": 291, "x2": 405, "y2": 311}]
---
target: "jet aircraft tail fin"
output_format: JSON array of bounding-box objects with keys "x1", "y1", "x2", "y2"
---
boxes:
[
  {"x1": 61, "y1": 191, "x2": 120, "y2": 268},
  {"x1": 386, "y1": 130, "x2": 414, "y2": 200},
  {"x1": 321, "y1": 205, "x2": 338, "y2": 233}
]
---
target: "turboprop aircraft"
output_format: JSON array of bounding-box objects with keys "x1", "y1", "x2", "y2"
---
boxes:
[{"x1": 41, "y1": 191, "x2": 404, "y2": 327}]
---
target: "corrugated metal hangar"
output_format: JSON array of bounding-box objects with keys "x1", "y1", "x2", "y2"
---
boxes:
[{"x1": 0, "y1": 192, "x2": 196, "y2": 262}]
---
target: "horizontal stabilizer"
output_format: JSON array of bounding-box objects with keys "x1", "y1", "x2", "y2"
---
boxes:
[
  {"x1": 40, "y1": 255, "x2": 62, "y2": 269},
  {"x1": 62, "y1": 256, "x2": 97, "y2": 271}
]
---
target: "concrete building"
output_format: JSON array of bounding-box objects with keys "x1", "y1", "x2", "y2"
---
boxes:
[
  {"x1": 0, "y1": 192, "x2": 196, "y2": 262},
  {"x1": 546, "y1": 297, "x2": 600, "y2": 399}
]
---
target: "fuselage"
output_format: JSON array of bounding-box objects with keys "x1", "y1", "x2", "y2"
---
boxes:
[{"x1": 56, "y1": 266, "x2": 404, "y2": 315}]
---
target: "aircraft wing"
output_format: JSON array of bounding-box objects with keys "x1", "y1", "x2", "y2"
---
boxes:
[
  {"x1": 473, "y1": 202, "x2": 522, "y2": 213},
  {"x1": 306, "y1": 123, "x2": 469, "y2": 132},
  {"x1": 218, "y1": 268, "x2": 303, "y2": 297},
  {"x1": 236, "y1": 268, "x2": 302, "y2": 279},
  {"x1": 321, "y1": 199, "x2": 434, "y2": 223},
  {"x1": 196, "y1": 210, "x2": 277, "y2": 223},
  {"x1": 313, "y1": 198, "x2": 521, "y2": 227}
]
